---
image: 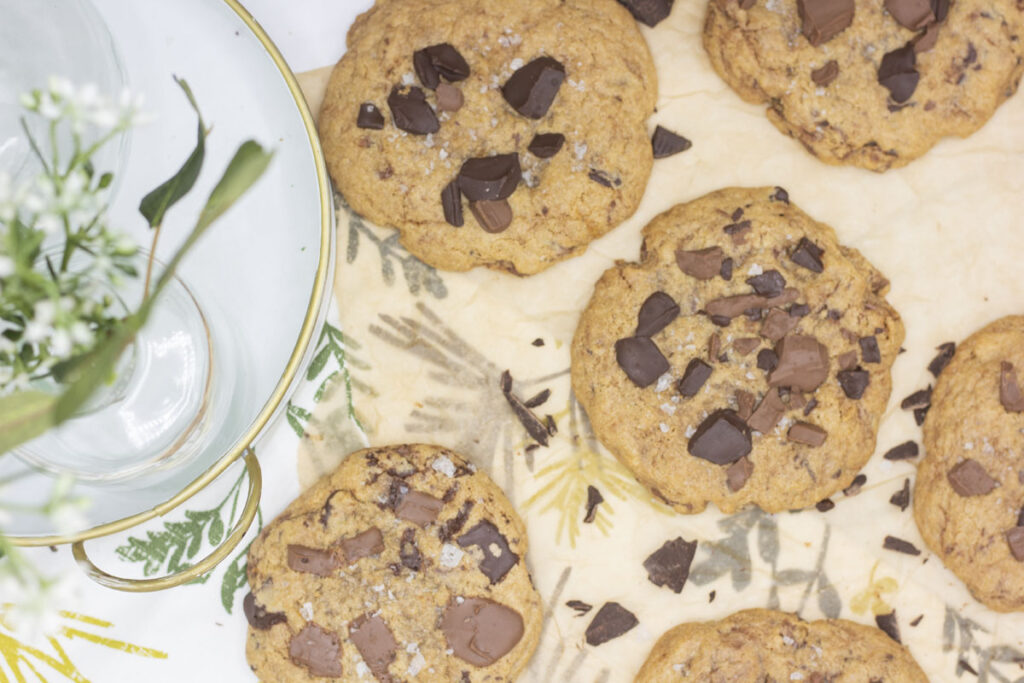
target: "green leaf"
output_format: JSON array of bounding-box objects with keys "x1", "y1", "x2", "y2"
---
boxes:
[
  {"x1": 220, "y1": 545, "x2": 250, "y2": 613},
  {"x1": 306, "y1": 344, "x2": 332, "y2": 381},
  {"x1": 0, "y1": 391, "x2": 58, "y2": 453},
  {"x1": 138, "y1": 77, "x2": 207, "y2": 228},
  {"x1": 208, "y1": 515, "x2": 225, "y2": 546}
]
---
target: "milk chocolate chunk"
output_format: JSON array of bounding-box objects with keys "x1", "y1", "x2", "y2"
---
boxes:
[
  {"x1": 726, "y1": 456, "x2": 754, "y2": 491},
  {"x1": 458, "y1": 154, "x2": 522, "y2": 201},
  {"x1": 527, "y1": 132, "x2": 565, "y2": 159},
  {"x1": 435, "y1": 83, "x2": 464, "y2": 112},
  {"x1": 341, "y1": 527, "x2": 385, "y2": 563},
  {"x1": 890, "y1": 478, "x2": 911, "y2": 511},
  {"x1": 442, "y1": 180, "x2": 464, "y2": 227},
  {"x1": 706, "y1": 294, "x2": 766, "y2": 319},
  {"x1": 723, "y1": 220, "x2": 752, "y2": 243},
  {"x1": 732, "y1": 338, "x2": 761, "y2": 356},
  {"x1": 287, "y1": 545, "x2": 339, "y2": 576},
  {"x1": 502, "y1": 56, "x2": 566, "y2": 119},
  {"x1": 748, "y1": 387, "x2": 786, "y2": 433},
  {"x1": 860, "y1": 336, "x2": 881, "y2": 363},
  {"x1": 616, "y1": 0, "x2": 675, "y2": 27},
  {"x1": 396, "y1": 490, "x2": 444, "y2": 526},
  {"x1": 1007, "y1": 527, "x2": 1024, "y2": 562},
  {"x1": 757, "y1": 348, "x2": 779, "y2": 372},
  {"x1": 290, "y1": 624, "x2": 342, "y2": 678},
  {"x1": 615, "y1": 337, "x2": 670, "y2": 387},
  {"x1": 928, "y1": 342, "x2": 956, "y2": 377},
  {"x1": 720, "y1": 257, "x2": 734, "y2": 280},
  {"x1": 876, "y1": 612, "x2": 902, "y2": 644},
  {"x1": 414, "y1": 43, "x2": 470, "y2": 88},
  {"x1": 470, "y1": 199, "x2": 513, "y2": 233},
  {"x1": 243, "y1": 593, "x2": 286, "y2": 631},
  {"x1": 797, "y1": 0, "x2": 855, "y2": 46},
  {"x1": 885, "y1": 0, "x2": 934, "y2": 28},
  {"x1": 583, "y1": 485, "x2": 604, "y2": 524},
  {"x1": 788, "y1": 421, "x2": 827, "y2": 447},
  {"x1": 913, "y1": 23, "x2": 940, "y2": 53},
  {"x1": 643, "y1": 537, "x2": 697, "y2": 593},
  {"x1": 636, "y1": 292, "x2": 680, "y2": 337},
  {"x1": 688, "y1": 409, "x2": 751, "y2": 464},
  {"x1": 761, "y1": 308, "x2": 798, "y2": 342},
  {"x1": 768, "y1": 334, "x2": 830, "y2": 391},
  {"x1": 357, "y1": 103, "x2": 385, "y2": 130},
  {"x1": 878, "y1": 44, "x2": 920, "y2": 104},
  {"x1": 747, "y1": 270, "x2": 787, "y2": 297},
  {"x1": 458, "y1": 520, "x2": 519, "y2": 584},
  {"x1": 883, "y1": 441, "x2": 919, "y2": 461},
  {"x1": 585, "y1": 602, "x2": 639, "y2": 646},
  {"x1": 678, "y1": 358, "x2": 713, "y2": 397},
  {"x1": 735, "y1": 390, "x2": 755, "y2": 421},
  {"x1": 811, "y1": 60, "x2": 840, "y2": 86},
  {"x1": 947, "y1": 459, "x2": 998, "y2": 497},
  {"x1": 676, "y1": 246, "x2": 724, "y2": 280},
  {"x1": 838, "y1": 368, "x2": 870, "y2": 399},
  {"x1": 790, "y1": 237, "x2": 825, "y2": 273},
  {"x1": 651, "y1": 125, "x2": 692, "y2": 159},
  {"x1": 442, "y1": 597, "x2": 524, "y2": 666},
  {"x1": 883, "y1": 535, "x2": 921, "y2": 556},
  {"x1": 387, "y1": 86, "x2": 439, "y2": 135},
  {"x1": 349, "y1": 614, "x2": 397, "y2": 680},
  {"x1": 1000, "y1": 361, "x2": 1024, "y2": 412},
  {"x1": 837, "y1": 350, "x2": 858, "y2": 371}
]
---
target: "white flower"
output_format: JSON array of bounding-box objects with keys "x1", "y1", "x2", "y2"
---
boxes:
[
  {"x1": 69, "y1": 322, "x2": 92, "y2": 346},
  {"x1": 0, "y1": 568, "x2": 80, "y2": 643},
  {"x1": 35, "y1": 213, "x2": 62, "y2": 235},
  {"x1": 37, "y1": 92, "x2": 63, "y2": 120},
  {"x1": 0, "y1": 255, "x2": 13, "y2": 278},
  {"x1": 23, "y1": 319, "x2": 53, "y2": 344},
  {"x1": 49, "y1": 329, "x2": 72, "y2": 359}
]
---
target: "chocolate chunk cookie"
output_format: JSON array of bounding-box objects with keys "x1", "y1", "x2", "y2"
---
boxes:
[
  {"x1": 571, "y1": 187, "x2": 904, "y2": 514},
  {"x1": 915, "y1": 316, "x2": 1024, "y2": 612},
  {"x1": 244, "y1": 444, "x2": 542, "y2": 681},
  {"x1": 320, "y1": 0, "x2": 657, "y2": 275},
  {"x1": 702, "y1": 0, "x2": 1024, "y2": 171},
  {"x1": 636, "y1": 609, "x2": 928, "y2": 681}
]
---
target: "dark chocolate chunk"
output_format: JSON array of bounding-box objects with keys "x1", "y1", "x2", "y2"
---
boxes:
[
  {"x1": 349, "y1": 614, "x2": 397, "y2": 680},
  {"x1": 678, "y1": 358, "x2": 713, "y2": 397},
  {"x1": 501, "y1": 56, "x2": 566, "y2": 119},
  {"x1": 901, "y1": 386, "x2": 932, "y2": 409},
  {"x1": 1007, "y1": 527, "x2": 1024, "y2": 562},
  {"x1": 1000, "y1": 361, "x2": 1024, "y2": 412},
  {"x1": 436, "y1": 83, "x2": 464, "y2": 112},
  {"x1": 723, "y1": 220, "x2": 752, "y2": 243},
  {"x1": 748, "y1": 387, "x2": 786, "y2": 433},
  {"x1": 616, "y1": 0, "x2": 675, "y2": 27},
  {"x1": 931, "y1": 0, "x2": 949, "y2": 21},
  {"x1": 441, "y1": 597, "x2": 524, "y2": 666},
  {"x1": 615, "y1": 337, "x2": 670, "y2": 388},
  {"x1": 524, "y1": 388, "x2": 551, "y2": 409},
  {"x1": 708, "y1": 332, "x2": 722, "y2": 362},
  {"x1": 458, "y1": 520, "x2": 519, "y2": 584},
  {"x1": 769, "y1": 334, "x2": 830, "y2": 391},
  {"x1": 910, "y1": 615, "x2": 924, "y2": 627},
  {"x1": 816, "y1": 498, "x2": 836, "y2": 512},
  {"x1": 726, "y1": 457, "x2": 754, "y2": 491},
  {"x1": 414, "y1": 49, "x2": 440, "y2": 89},
  {"x1": 676, "y1": 246, "x2": 724, "y2": 280},
  {"x1": 396, "y1": 490, "x2": 444, "y2": 526},
  {"x1": 736, "y1": 390, "x2": 755, "y2": 421},
  {"x1": 811, "y1": 60, "x2": 840, "y2": 86},
  {"x1": 651, "y1": 125, "x2": 692, "y2": 159},
  {"x1": 883, "y1": 535, "x2": 921, "y2": 555},
  {"x1": 357, "y1": 103, "x2": 385, "y2": 130},
  {"x1": 399, "y1": 528, "x2": 423, "y2": 570},
  {"x1": 643, "y1": 537, "x2": 697, "y2": 593},
  {"x1": 688, "y1": 409, "x2": 751, "y2": 464},
  {"x1": 843, "y1": 474, "x2": 867, "y2": 496},
  {"x1": 469, "y1": 199, "x2": 513, "y2": 233},
  {"x1": 797, "y1": 0, "x2": 855, "y2": 46},
  {"x1": 442, "y1": 180, "x2": 464, "y2": 227},
  {"x1": 885, "y1": 0, "x2": 935, "y2": 29},
  {"x1": 341, "y1": 527, "x2": 385, "y2": 563},
  {"x1": 803, "y1": 397, "x2": 818, "y2": 415},
  {"x1": 439, "y1": 500, "x2": 475, "y2": 543},
  {"x1": 876, "y1": 611, "x2": 902, "y2": 643},
  {"x1": 387, "y1": 86, "x2": 439, "y2": 135},
  {"x1": 947, "y1": 459, "x2": 997, "y2": 497},
  {"x1": 761, "y1": 309, "x2": 798, "y2": 342},
  {"x1": 458, "y1": 154, "x2": 522, "y2": 201},
  {"x1": 860, "y1": 336, "x2": 881, "y2": 363},
  {"x1": 890, "y1": 478, "x2": 911, "y2": 511},
  {"x1": 287, "y1": 545, "x2": 339, "y2": 576},
  {"x1": 771, "y1": 187, "x2": 790, "y2": 203},
  {"x1": 790, "y1": 237, "x2": 825, "y2": 273},
  {"x1": 567, "y1": 600, "x2": 593, "y2": 615},
  {"x1": 720, "y1": 257, "x2": 734, "y2": 280},
  {"x1": 838, "y1": 367, "x2": 870, "y2": 399},
  {"x1": 789, "y1": 303, "x2": 810, "y2": 318},
  {"x1": 732, "y1": 338, "x2": 761, "y2": 356},
  {"x1": 878, "y1": 43, "x2": 919, "y2": 104},
  {"x1": 290, "y1": 624, "x2": 342, "y2": 678},
  {"x1": 747, "y1": 269, "x2": 787, "y2": 297},
  {"x1": 788, "y1": 421, "x2": 827, "y2": 447},
  {"x1": 583, "y1": 485, "x2": 604, "y2": 524},
  {"x1": 884, "y1": 441, "x2": 920, "y2": 461},
  {"x1": 588, "y1": 168, "x2": 621, "y2": 188},
  {"x1": 532, "y1": 338, "x2": 545, "y2": 347},
  {"x1": 527, "y1": 133, "x2": 565, "y2": 159},
  {"x1": 545, "y1": 414, "x2": 557, "y2": 436},
  {"x1": 959, "y1": 660, "x2": 979, "y2": 676},
  {"x1": 243, "y1": 593, "x2": 286, "y2": 631},
  {"x1": 501, "y1": 381, "x2": 550, "y2": 447},
  {"x1": 636, "y1": 292, "x2": 680, "y2": 337},
  {"x1": 585, "y1": 602, "x2": 639, "y2": 646},
  {"x1": 415, "y1": 43, "x2": 470, "y2": 88},
  {"x1": 757, "y1": 348, "x2": 779, "y2": 372}
]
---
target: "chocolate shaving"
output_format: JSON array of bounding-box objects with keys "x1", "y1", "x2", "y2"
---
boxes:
[
  {"x1": 458, "y1": 154, "x2": 521, "y2": 202},
  {"x1": 643, "y1": 537, "x2": 697, "y2": 593},
  {"x1": 500, "y1": 373, "x2": 550, "y2": 446},
  {"x1": 884, "y1": 441, "x2": 920, "y2": 461},
  {"x1": 678, "y1": 358, "x2": 713, "y2": 397},
  {"x1": 585, "y1": 602, "x2": 638, "y2": 646},
  {"x1": 883, "y1": 535, "x2": 921, "y2": 555},
  {"x1": 947, "y1": 459, "x2": 997, "y2": 497},
  {"x1": 736, "y1": 390, "x2": 755, "y2": 421},
  {"x1": 528, "y1": 132, "x2": 565, "y2": 159},
  {"x1": 890, "y1": 478, "x2": 911, "y2": 511},
  {"x1": 837, "y1": 350, "x2": 858, "y2": 371},
  {"x1": 567, "y1": 600, "x2": 592, "y2": 615},
  {"x1": 720, "y1": 257, "x2": 734, "y2": 280},
  {"x1": 688, "y1": 409, "x2": 751, "y2": 464},
  {"x1": 651, "y1": 125, "x2": 692, "y2": 158},
  {"x1": 615, "y1": 337, "x2": 670, "y2": 388},
  {"x1": 616, "y1": 0, "x2": 676, "y2": 27},
  {"x1": 913, "y1": 23, "x2": 940, "y2": 53},
  {"x1": 357, "y1": 103, "x2": 385, "y2": 130},
  {"x1": 414, "y1": 43, "x2": 470, "y2": 89},
  {"x1": 803, "y1": 397, "x2": 818, "y2": 415},
  {"x1": 771, "y1": 187, "x2": 790, "y2": 203},
  {"x1": 811, "y1": 60, "x2": 840, "y2": 86},
  {"x1": 1000, "y1": 361, "x2": 1024, "y2": 412},
  {"x1": 524, "y1": 389, "x2": 551, "y2": 409},
  {"x1": 726, "y1": 457, "x2": 754, "y2": 491},
  {"x1": 583, "y1": 485, "x2": 604, "y2": 524},
  {"x1": 469, "y1": 199, "x2": 513, "y2": 233},
  {"x1": 843, "y1": 474, "x2": 867, "y2": 496},
  {"x1": 910, "y1": 615, "x2": 924, "y2": 627},
  {"x1": 458, "y1": 520, "x2": 519, "y2": 583},
  {"x1": 838, "y1": 367, "x2": 870, "y2": 399},
  {"x1": 708, "y1": 333, "x2": 722, "y2": 362},
  {"x1": 913, "y1": 405, "x2": 929, "y2": 425},
  {"x1": 438, "y1": 500, "x2": 475, "y2": 542},
  {"x1": 797, "y1": 0, "x2": 855, "y2": 46},
  {"x1": 502, "y1": 56, "x2": 566, "y2": 119},
  {"x1": 747, "y1": 269, "x2": 787, "y2": 297},
  {"x1": 676, "y1": 246, "x2": 724, "y2": 280},
  {"x1": 878, "y1": 43, "x2": 920, "y2": 104},
  {"x1": 876, "y1": 612, "x2": 902, "y2": 643},
  {"x1": 387, "y1": 86, "x2": 439, "y2": 135},
  {"x1": 790, "y1": 237, "x2": 825, "y2": 273},
  {"x1": 441, "y1": 180, "x2": 463, "y2": 227},
  {"x1": 636, "y1": 292, "x2": 680, "y2": 337},
  {"x1": 243, "y1": 593, "x2": 286, "y2": 631}
]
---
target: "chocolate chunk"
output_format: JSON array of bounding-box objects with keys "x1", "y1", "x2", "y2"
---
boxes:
[
  {"x1": 843, "y1": 474, "x2": 867, "y2": 496},
  {"x1": 771, "y1": 187, "x2": 790, "y2": 203},
  {"x1": 396, "y1": 490, "x2": 444, "y2": 526},
  {"x1": 884, "y1": 441, "x2": 920, "y2": 461},
  {"x1": 913, "y1": 406, "x2": 929, "y2": 425},
  {"x1": 501, "y1": 378, "x2": 550, "y2": 446},
  {"x1": 747, "y1": 270, "x2": 787, "y2": 297},
  {"x1": 616, "y1": 0, "x2": 675, "y2": 27},
  {"x1": 798, "y1": 0, "x2": 855, "y2": 46},
  {"x1": 811, "y1": 60, "x2": 840, "y2": 86},
  {"x1": 1007, "y1": 527, "x2": 1024, "y2": 562},
  {"x1": 290, "y1": 624, "x2": 342, "y2": 678},
  {"x1": 651, "y1": 125, "x2": 692, "y2": 158},
  {"x1": 769, "y1": 334, "x2": 830, "y2": 391},
  {"x1": 790, "y1": 237, "x2": 825, "y2": 273},
  {"x1": 527, "y1": 133, "x2": 565, "y2": 159},
  {"x1": 544, "y1": 414, "x2": 557, "y2": 436},
  {"x1": 878, "y1": 44, "x2": 920, "y2": 104},
  {"x1": 585, "y1": 602, "x2": 639, "y2": 646},
  {"x1": 636, "y1": 292, "x2": 680, "y2": 337},
  {"x1": 413, "y1": 50, "x2": 440, "y2": 89},
  {"x1": 441, "y1": 597, "x2": 524, "y2": 666},
  {"x1": 583, "y1": 485, "x2": 604, "y2": 524},
  {"x1": 532, "y1": 338, "x2": 545, "y2": 347},
  {"x1": 837, "y1": 350, "x2": 858, "y2": 371},
  {"x1": 357, "y1": 103, "x2": 385, "y2": 130},
  {"x1": 947, "y1": 459, "x2": 997, "y2": 497},
  {"x1": 439, "y1": 500, "x2": 475, "y2": 543},
  {"x1": 436, "y1": 83, "x2": 464, "y2": 112},
  {"x1": 736, "y1": 390, "x2": 755, "y2": 421},
  {"x1": 501, "y1": 56, "x2": 565, "y2": 119},
  {"x1": 676, "y1": 246, "x2": 724, "y2": 280},
  {"x1": 876, "y1": 612, "x2": 902, "y2": 643},
  {"x1": 761, "y1": 309, "x2": 798, "y2": 342},
  {"x1": 803, "y1": 397, "x2": 818, "y2": 415},
  {"x1": 890, "y1": 478, "x2": 911, "y2": 511},
  {"x1": 414, "y1": 44, "x2": 470, "y2": 88},
  {"x1": 732, "y1": 338, "x2": 761, "y2": 356},
  {"x1": 859, "y1": 336, "x2": 881, "y2": 364},
  {"x1": 816, "y1": 499, "x2": 836, "y2": 512},
  {"x1": 726, "y1": 456, "x2": 754, "y2": 491},
  {"x1": 243, "y1": 593, "x2": 286, "y2": 631},
  {"x1": 705, "y1": 294, "x2": 765, "y2": 320},
  {"x1": 931, "y1": 0, "x2": 949, "y2": 21},
  {"x1": 913, "y1": 23, "x2": 940, "y2": 53},
  {"x1": 442, "y1": 180, "x2": 464, "y2": 227},
  {"x1": 524, "y1": 388, "x2": 551, "y2": 409},
  {"x1": 723, "y1": 220, "x2": 752, "y2": 244},
  {"x1": 458, "y1": 154, "x2": 522, "y2": 201},
  {"x1": 387, "y1": 86, "x2": 439, "y2": 135},
  {"x1": 748, "y1": 387, "x2": 787, "y2": 433},
  {"x1": 588, "y1": 168, "x2": 621, "y2": 188},
  {"x1": 341, "y1": 527, "x2": 385, "y2": 563},
  {"x1": 927, "y1": 342, "x2": 956, "y2": 377},
  {"x1": 1000, "y1": 361, "x2": 1024, "y2": 412},
  {"x1": 688, "y1": 409, "x2": 751, "y2": 464},
  {"x1": 883, "y1": 535, "x2": 921, "y2": 556},
  {"x1": 399, "y1": 528, "x2": 422, "y2": 570},
  {"x1": 720, "y1": 257, "x2": 734, "y2": 280},
  {"x1": 678, "y1": 358, "x2": 713, "y2": 397},
  {"x1": 910, "y1": 615, "x2": 924, "y2": 627},
  {"x1": 458, "y1": 520, "x2": 519, "y2": 584},
  {"x1": 469, "y1": 199, "x2": 513, "y2": 233},
  {"x1": 788, "y1": 421, "x2": 827, "y2": 447},
  {"x1": 349, "y1": 614, "x2": 397, "y2": 680},
  {"x1": 757, "y1": 348, "x2": 779, "y2": 372},
  {"x1": 615, "y1": 337, "x2": 670, "y2": 388},
  {"x1": 901, "y1": 386, "x2": 932, "y2": 409},
  {"x1": 885, "y1": 0, "x2": 934, "y2": 29},
  {"x1": 287, "y1": 545, "x2": 339, "y2": 576},
  {"x1": 708, "y1": 332, "x2": 722, "y2": 362},
  {"x1": 838, "y1": 367, "x2": 870, "y2": 399},
  {"x1": 643, "y1": 537, "x2": 697, "y2": 593},
  {"x1": 567, "y1": 600, "x2": 593, "y2": 615},
  {"x1": 789, "y1": 303, "x2": 810, "y2": 318}
]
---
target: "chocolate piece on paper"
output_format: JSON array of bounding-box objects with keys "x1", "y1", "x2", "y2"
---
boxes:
[
  {"x1": 340, "y1": 527, "x2": 385, "y2": 563},
  {"x1": 457, "y1": 520, "x2": 519, "y2": 583},
  {"x1": 890, "y1": 478, "x2": 911, "y2": 511},
  {"x1": 502, "y1": 56, "x2": 566, "y2": 119},
  {"x1": 357, "y1": 103, "x2": 385, "y2": 129},
  {"x1": 676, "y1": 246, "x2": 724, "y2": 280},
  {"x1": 883, "y1": 441, "x2": 919, "y2": 461},
  {"x1": 636, "y1": 292, "x2": 680, "y2": 337},
  {"x1": 678, "y1": 358, "x2": 713, "y2": 397},
  {"x1": 947, "y1": 459, "x2": 997, "y2": 497},
  {"x1": 771, "y1": 187, "x2": 790, "y2": 203},
  {"x1": 1000, "y1": 361, "x2": 1024, "y2": 412},
  {"x1": 243, "y1": 593, "x2": 286, "y2": 631},
  {"x1": 470, "y1": 199, "x2": 513, "y2": 233},
  {"x1": 287, "y1": 545, "x2": 339, "y2": 576},
  {"x1": 387, "y1": 86, "x2": 440, "y2": 135},
  {"x1": 458, "y1": 154, "x2": 522, "y2": 201},
  {"x1": 348, "y1": 614, "x2": 397, "y2": 680},
  {"x1": 913, "y1": 405, "x2": 929, "y2": 425},
  {"x1": 816, "y1": 498, "x2": 836, "y2": 512},
  {"x1": 746, "y1": 269, "x2": 787, "y2": 297},
  {"x1": 616, "y1": 337, "x2": 670, "y2": 387},
  {"x1": 797, "y1": 0, "x2": 855, "y2": 46},
  {"x1": 651, "y1": 125, "x2": 692, "y2": 158},
  {"x1": 688, "y1": 409, "x2": 752, "y2": 464},
  {"x1": 616, "y1": 0, "x2": 675, "y2": 26},
  {"x1": 567, "y1": 600, "x2": 593, "y2": 615},
  {"x1": 811, "y1": 60, "x2": 840, "y2": 86},
  {"x1": 843, "y1": 474, "x2": 867, "y2": 496},
  {"x1": 838, "y1": 368, "x2": 870, "y2": 399},
  {"x1": 643, "y1": 537, "x2": 698, "y2": 593},
  {"x1": 583, "y1": 485, "x2": 604, "y2": 524},
  {"x1": 441, "y1": 180, "x2": 463, "y2": 227},
  {"x1": 528, "y1": 132, "x2": 565, "y2": 158},
  {"x1": 524, "y1": 389, "x2": 551, "y2": 409},
  {"x1": 441, "y1": 598, "x2": 524, "y2": 666},
  {"x1": 878, "y1": 43, "x2": 920, "y2": 104},
  {"x1": 290, "y1": 624, "x2": 343, "y2": 678},
  {"x1": 876, "y1": 611, "x2": 902, "y2": 643},
  {"x1": 500, "y1": 375, "x2": 550, "y2": 446},
  {"x1": 790, "y1": 237, "x2": 825, "y2": 273},
  {"x1": 883, "y1": 535, "x2": 921, "y2": 556},
  {"x1": 787, "y1": 421, "x2": 827, "y2": 447},
  {"x1": 860, "y1": 336, "x2": 881, "y2": 363},
  {"x1": 901, "y1": 386, "x2": 932, "y2": 409},
  {"x1": 435, "y1": 83, "x2": 464, "y2": 112},
  {"x1": 585, "y1": 602, "x2": 639, "y2": 646},
  {"x1": 726, "y1": 456, "x2": 754, "y2": 491},
  {"x1": 396, "y1": 490, "x2": 444, "y2": 526},
  {"x1": 768, "y1": 334, "x2": 830, "y2": 391}
]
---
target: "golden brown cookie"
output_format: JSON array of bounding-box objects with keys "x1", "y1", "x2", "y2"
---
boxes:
[
  {"x1": 244, "y1": 444, "x2": 542, "y2": 681},
  {"x1": 702, "y1": 0, "x2": 1024, "y2": 172},
  {"x1": 915, "y1": 316, "x2": 1024, "y2": 612},
  {"x1": 635, "y1": 609, "x2": 928, "y2": 681},
  {"x1": 319, "y1": 0, "x2": 658, "y2": 275},
  {"x1": 571, "y1": 187, "x2": 904, "y2": 514}
]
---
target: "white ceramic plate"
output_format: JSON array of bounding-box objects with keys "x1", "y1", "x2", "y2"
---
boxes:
[{"x1": 2, "y1": 0, "x2": 332, "y2": 537}]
